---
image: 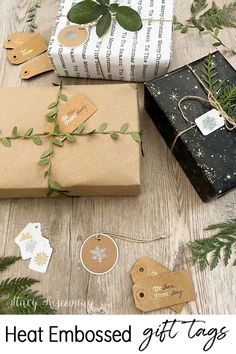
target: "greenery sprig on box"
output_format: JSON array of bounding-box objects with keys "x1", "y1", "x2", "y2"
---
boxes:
[
  {"x1": 67, "y1": 0, "x2": 143, "y2": 37},
  {"x1": 0, "y1": 81, "x2": 142, "y2": 197},
  {"x1": 0, "y1": 256, "x2": 55, "y2": 314},
  {"x1": 173, "y1": 0, "x2": 236, "y2": 54}
]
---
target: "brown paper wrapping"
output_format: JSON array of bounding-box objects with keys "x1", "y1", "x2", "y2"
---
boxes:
[{"x1": 0, "y1": 84, "x2": 140, "y2": 198}]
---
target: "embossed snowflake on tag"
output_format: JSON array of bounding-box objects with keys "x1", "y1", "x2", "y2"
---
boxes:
[
  {"x1": 195, "y1": 109, "x2": 225, "y2": 135},
  {"x1": 90, "y1": 246, "x2": 107, "y2": 263},
  {"x1": 25, "y1": 239, "x2": 37, "y2": 254}
]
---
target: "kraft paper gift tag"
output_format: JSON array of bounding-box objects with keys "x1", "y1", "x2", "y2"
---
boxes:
[
  {"x1": 7, "y1": 33, "x2": 48, "y2": 64},
  {"x1": 131, "y1": 257, "x2": 185, "y2": 313},
  {"x1": 132, "y1": 270, "x2": 196, "y2": 312},
  {"x1": 4, "y1": 32, "x2": 35, "y2": 49},
  {"x1": 20, "y1": 54, "x2": 54, "y2": 79}
]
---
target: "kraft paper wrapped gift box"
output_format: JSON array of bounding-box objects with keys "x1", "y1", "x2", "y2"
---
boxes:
[
  {"x1": 0, "y1": 84, "x2": 141, "y2": 198},
  {"x1": 145, "y1": 51, "x2": 236, "y2": 202},
  {"x1": 47, "y1": 0, "x2": 173, "y2": 82}
]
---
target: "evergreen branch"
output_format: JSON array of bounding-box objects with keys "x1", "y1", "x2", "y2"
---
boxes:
[
  {"x1": 0, "y1": 278, "x2": 39, "y2": 294},
  {"x1": 0, "y1": 256, "x2": 21, "y2": 272},
  {"x1": 188, "y1": 219, "x2": 236, "y2": 270},
  {"x1": 191, "y1": 0, "x2": 208, "y2": 15}
]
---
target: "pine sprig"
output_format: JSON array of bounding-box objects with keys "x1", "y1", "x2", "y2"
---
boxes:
[
  {"x1": 0, "y1": 256, "x2": 55, "y2": 314},
  {"x1": 27, "y1": 0, "x2": 42, "y2": 32},
  {"x1": 0, "y1": 256, "x2": 21, "y2": 272},
  {"x1": 173, "y1": 1, "x2": 236, "y2": 54},
  {"x1": 200, "y1": 54, "x2": 236, "y2": 122},
  {"x1": 188, "y1": 219, "x2": 236, "y2": 270}
]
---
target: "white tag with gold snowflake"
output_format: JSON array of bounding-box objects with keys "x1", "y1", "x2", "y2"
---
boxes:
[
  {"x1": 15, "y1": 223, "x2": 43, "y2": 260},
  {"x1": 195, "y1": 109, "x2": 224, "y2": 136},
  {"x1": 29, "y1": 240, "x2": 53, "y2": 273}
]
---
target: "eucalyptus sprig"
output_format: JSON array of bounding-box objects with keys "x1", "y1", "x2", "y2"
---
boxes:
[
  {"x1": 27, "y1": 0, "x2": 42, "y2": 32},
  {"x1": 188, "y1": 219, "x2": 236, "y2": 270},
  {"x1": 67, "y1": 0, "x2": 142, "y2": 37},
  {"x1": 0, "y1": 256, "x2": 55, "y2": 314},
  {"x1": 173, "y1": 0, "x2": 236, "y2": 54}
]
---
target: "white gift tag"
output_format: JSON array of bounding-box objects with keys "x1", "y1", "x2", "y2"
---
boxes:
[
  {"x1": 29, "y1": 241, "x2": 53, "y2": 273},
  {"x1": 15, "y1": 223, "x2": 43, "y2": 260},
  {"x1": 195, "y1": 109, "x2": 225, "y2": 136}
]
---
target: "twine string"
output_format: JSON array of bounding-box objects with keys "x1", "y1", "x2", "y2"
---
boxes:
[{"x1": 96, "y1": 232, "x2": 172, "y2": 243}]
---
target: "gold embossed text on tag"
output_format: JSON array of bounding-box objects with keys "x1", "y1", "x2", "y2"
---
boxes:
[
  {"x1": 4, "y1": 32, "x2": 36, "y2": 49},
  {"x1": 132, "y1": 270, "x2": 195, "y2": 312},
  {"x1": 131, "y1": 257, "x2": 185, "y2": 313},
  {"x1": 44, "y1": 93, "x2": 97, "y2": 134},
  {"x1": 7, "y1": 33, "x2": 48, "y2": 65},
  {"x1": 20, "y1": 54, "x2": 54, "y2": 79}
]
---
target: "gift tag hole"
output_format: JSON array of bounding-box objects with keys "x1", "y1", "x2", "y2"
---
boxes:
[
  {"x1": 8, "y1": 39, "x2": 11, "y2": 42},
  {"x1": 24, "y1": 70, "x2": 28, "y2": 74},
  {"x1": 139, "y1": 292, "x2": 145, "y2": 298},
  {"x1": 13, "y1": 55, "x2": 17, "y2": 59},
  {"x1": 139, "y1": 267, "x2": 144, "y2": 273}
]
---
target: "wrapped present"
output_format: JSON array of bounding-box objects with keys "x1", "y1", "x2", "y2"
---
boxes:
[
  {"x1": 0, "y1": 84, "x2": 141, "y2": 198},
  {"x1": 47, "y1": 0, "x2": 173, "y2": 82},
  {"x1": 145, "y1": 51, "x2": 236, "y2": 202}
]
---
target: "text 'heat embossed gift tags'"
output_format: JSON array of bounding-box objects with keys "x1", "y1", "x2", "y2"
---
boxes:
[
  {"x1": 132, "y1": 269, "x2": 196, "y2": 312},
  {"x1": 131, "y1": 257, "x2": 185, "y2": 313}
]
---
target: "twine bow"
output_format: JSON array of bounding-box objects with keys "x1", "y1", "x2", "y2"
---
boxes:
[{"x1": 171, "y1": 64, "x2": 236, "y2": 151}]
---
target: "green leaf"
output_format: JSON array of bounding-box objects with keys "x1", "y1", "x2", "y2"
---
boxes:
[
  {"x1": 1, "y1": 138, "x2": 11, "y2": 148},
  {"x1": 96, "y1": 12, "x2": 112, "y2": 37},
  {"x1": 96, "y1": 122, "x2": 108, "y2": 133},
  {"x1": 46, "y1": 109, "x2": 57, "y2": 119},
  {"x1": 40, "y1": 149, "x2": 52, "y2": 159},
  {"x1": 110, "y1": 3, "x2": 119, "y2": 13},
  {"x1": 120, "y1": 123, "x2": 129, "y2": 133},
  {"x1": 213, "y1": 42, "x2": 221, "y2": 47},
  {"x1": 52, "y1": 139, "x2": 64, "y2": 146},
  {"x1": 30, "y1": 22, "x2": 38, "y2": 29},
  {"x1": 131, "y1": 132, "x2": 142, "y2": 142},
  {"x1": 37, "y1": 158, "x2": 49, "y2": 165},
  {"x1": 24, "y1": 128, "x2": 33, "y2": 137},
  {"x1": 181, "y1": 26, "x2": 189, "y2": 33},
  {"x1": 173, "y1": 15, "x2": 177, "y2": 24},
  {"x1": 110, "y1": 132, "x2": 119, "y2": 139},
  {"x1": 44, "y1": 170, "x2": 49, "y2": 178},
  {"x1": 97, "y1": 0, "x2": 109, "y2": 5},
  {"x1": 66, "y1": 133, "x2": 74, "y2": 142},
  {"x1": 67, "y1": 0, "x2": 105, "y2": 24},
  {"x1": 32, "y1": 136, "x2": 42, "y2": 146},
  {"x1": 116, "y1": 6, "x2": 142, "y2": 32},
  {"x1": 48, "y1": 102, "x2": 57, "y2": 109},
  {"x1": 49, "y1": 180, "x2": 63, "y2": 191},
  {"x1": 58, "y1": 93, "x2": 68, "y2": 101},
  {"x1": 74, "y1": 123, "x2": 85, "y2": 134},
  {"x1": 12, "y1": 127, "x2": 18, "y2": 137},
  {"x1": 54, "y1": 124, "x2": 61, "y2": 135}
]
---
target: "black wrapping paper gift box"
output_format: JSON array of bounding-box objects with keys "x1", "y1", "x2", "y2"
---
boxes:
[{"x1": 144, "y1": 51, "x2": 236, "y2": 202}]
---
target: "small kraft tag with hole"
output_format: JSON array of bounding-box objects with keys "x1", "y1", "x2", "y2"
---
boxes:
[
  {"x1": 44, "y1": 93, "x2": 97, "y2": 135},
  {"x1": 131, "y1": 257, "x2": 185, "y2": 313},
  {"x1": 4, "y1": 32, "x2": 36, "y2": 49},
  {"x1": 7, "y1": 33, "x2": 48, "y2": 65},
  {"x1": 20, "y1": 54, "x2": 53, "y2": 79},
  {"x1": 132, "y1": 269, "x2": 196, "y2": 312}
]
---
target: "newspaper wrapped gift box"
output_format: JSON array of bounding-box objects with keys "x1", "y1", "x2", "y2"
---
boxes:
[
  {"x1": 145, "y1": 51, "x2": 236, "y2": 202},
  {"x1": 47, "y1": 0, "x2": 173, "y2": 82},
  {"x1": 0, "y1": 84, "x2": 140, "y2": 198}
]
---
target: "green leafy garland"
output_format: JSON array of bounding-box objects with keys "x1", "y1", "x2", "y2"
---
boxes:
[
  {"x1": 0, "y1": 81, "x2": 142, "y2": 197},
  {"x1": 67, "y1": 0, "x2": 143, "y2": 37},
  {"x1": 188, "y1": 220, "x2": 236, "y2": 270},
  {"x1": 27, "y1": 0, "x2": 42, "y2": 32},
  {"x1": 200, "y1": 54, "x2": 236, "y2": 123},
  {"x1": 0, "y1": 256, "x2": 55, "y2": 314},
  {"x1": 173, "y1": 0, "x2": 236, "y2": 54}
]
